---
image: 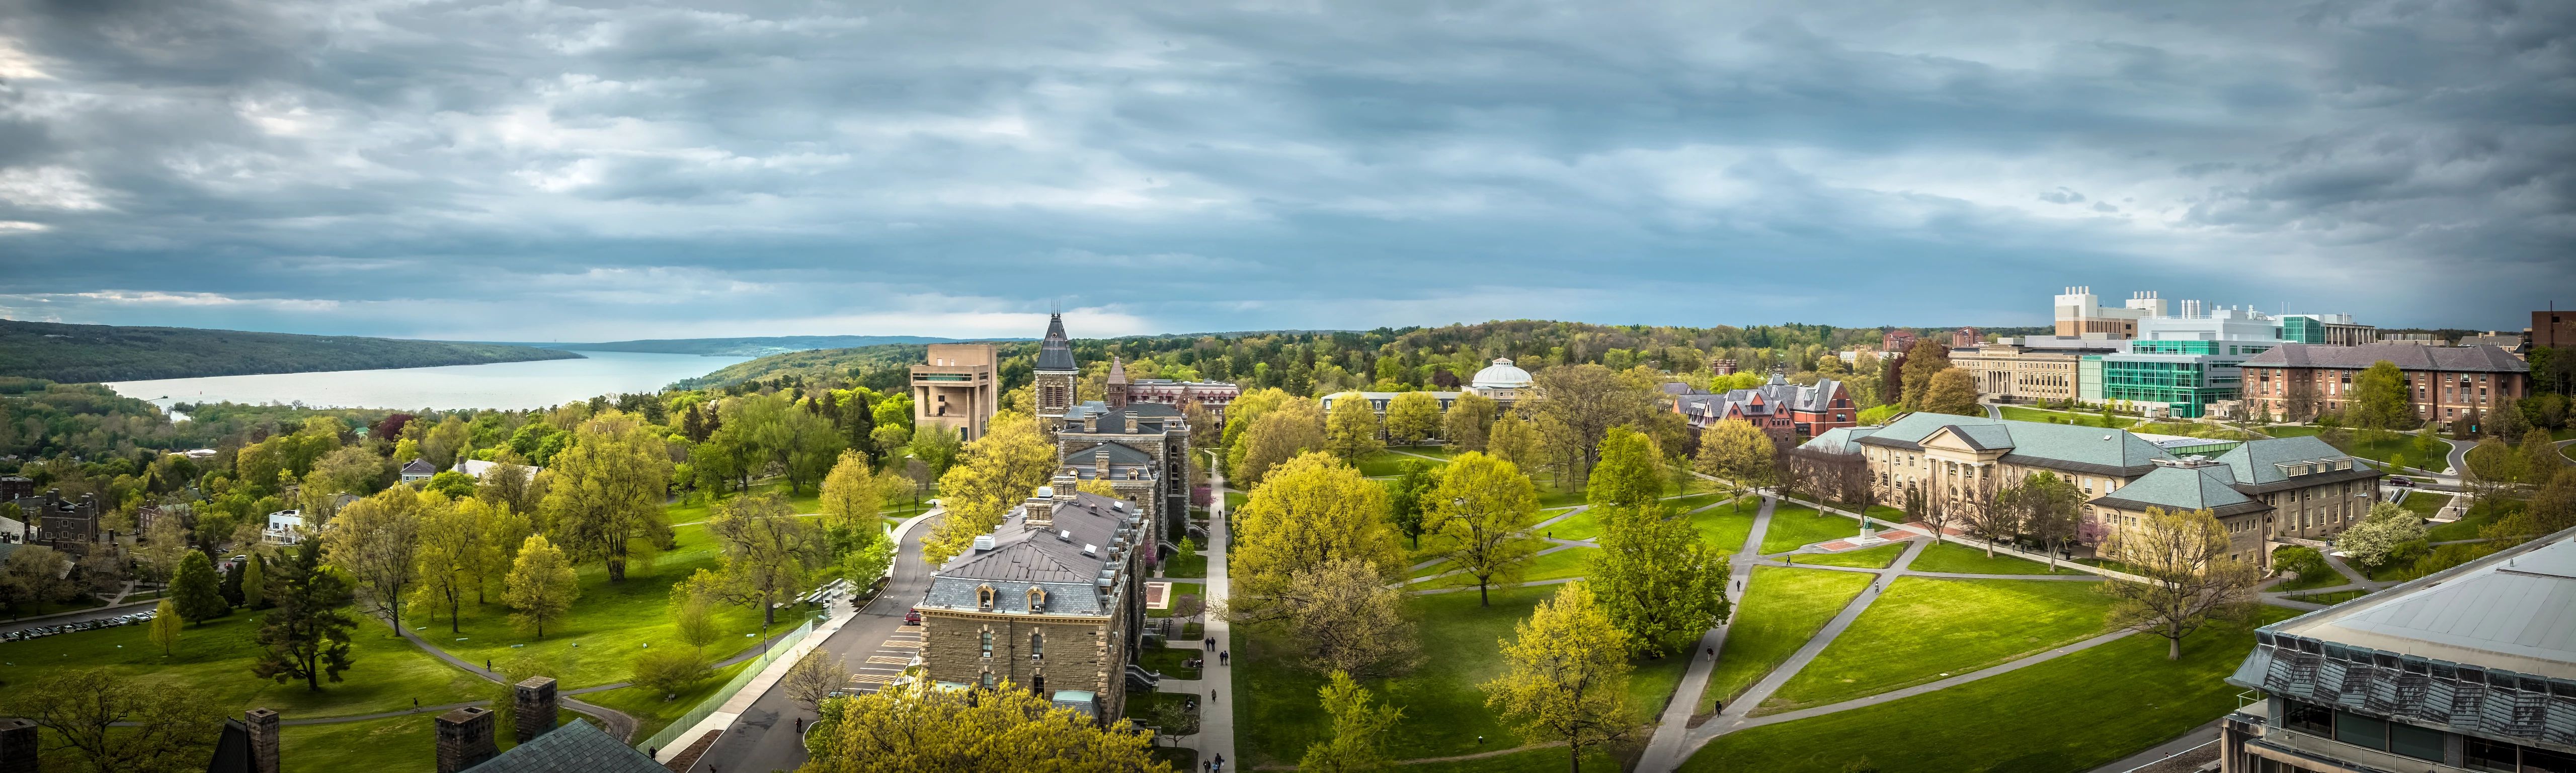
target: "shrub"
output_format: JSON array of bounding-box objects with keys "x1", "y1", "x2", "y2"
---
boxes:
[
  {"x1": 630, "y1": 647, "x2": 714, "y2": 698},
  {"x1": 2271, "y1": 545, "x2": 2328, "y2": 578}
]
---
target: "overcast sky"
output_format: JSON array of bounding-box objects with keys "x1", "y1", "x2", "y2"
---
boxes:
[{"x1": 1, "y1": 1, "x2": 2568, "y2": 342}]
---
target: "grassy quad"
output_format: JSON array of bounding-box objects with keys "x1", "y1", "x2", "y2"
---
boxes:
[
  {"x1": 276, "y1": 709, "x2": 589, "y2": 773},
  {"x1": 1691, "y1": 502, "x2": 1759, "y2": 554},
  {"x1": 0, "y1": 613, "x2": 486, "y2": 719},
  {"x1": 569, "y1": 658, "x2": 752, "y2": 744},
  {"x1": 2271, "y1": 569, "x2": 2352, "y2": 593},
  {"x1": 1699, "y1": 567, "x2": 1872, "y2": 714},
  {"x1": 1356, "y1": 449, "x2": 1449, "y2": 478},
  {"x1": 1904, "y1": 541, "x2": 2085, "y2": 575},
  {"x1": 1234, "y1": 583, "x2": 1687, "y2": 768},
  {"x1": 1792, "y1": 544, "x2": 1905, "y2": 570},
  {"x1": 1758, "y1": 576, "x2": 2114, "y2": 714},
  {"x1": 418, "y1": 522, "x2": 784, "y2": 689},
  {"x1": 1759, "y1": 503, "x2": 1860, "y2": 555},
  {"x1": 1148, "y1": 582, "x2": 1205, "y2": 618},
  {"x1": 1682, "y1": 609, "x2": 2297, "y2": 772}
]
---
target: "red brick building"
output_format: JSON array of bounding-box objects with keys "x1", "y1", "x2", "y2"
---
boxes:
[
  {"x1": 1667, "y1": 374, "x2": 1857, "y2": 442},
  {"x1": 1882, "y1": 329, "x2": 1919, "y2": 353},
  {"x1": 1951, "y1": 326, "x2": 1981, "y2": 348},
  {"x1": 2238, "y1": 343, "x2": 2529, "y2": 426}
]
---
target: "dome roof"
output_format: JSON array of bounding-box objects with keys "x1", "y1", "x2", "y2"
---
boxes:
[{"x1": 1470, "y1": 358, "x2": 1533, "y2": 389}]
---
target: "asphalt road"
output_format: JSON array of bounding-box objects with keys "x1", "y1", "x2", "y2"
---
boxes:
[
  {"x1": 688, "y1": 511, "x2": 942, "y2": 772},
  {"x1": 0, "y1": 598, "x2": 159, "y2": 638}
]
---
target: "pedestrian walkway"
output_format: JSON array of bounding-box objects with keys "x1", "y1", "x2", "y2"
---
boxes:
[{"x1": 1175, "y1": 451, "x2": 1238, "y2": 770}]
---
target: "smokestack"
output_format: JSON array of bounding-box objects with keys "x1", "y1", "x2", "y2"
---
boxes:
[
  {"x1": 515, "y1": 676, "x2": 558, "y2": 743},
  {"x1": 435, "y1": 707, "x2": 497, "y2": 773}
]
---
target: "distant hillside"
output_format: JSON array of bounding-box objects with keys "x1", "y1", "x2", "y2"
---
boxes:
[
  {"x1": 673, "y1": 343, "x2": 930, "y2": 390},
  {"x1": 0, "y1": 319, "x2": 583, "y2": 383},
  {"x1": 517, "y1": 335, "x2": 979, "y2": 358}
]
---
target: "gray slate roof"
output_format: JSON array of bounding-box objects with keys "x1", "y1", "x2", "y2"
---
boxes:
[
  {"x1": 1035, "y1": 313, "x2": 1078, "y2": 372},
  {"x1": 1800, "y1": 426, "x2": 1881, "y2": 455},
  {"x1": 2240, "y1": 342, "x2": 2527, "y2": 373},
  {"x1": 1064, "y1": 442, "x2": 1154, "y2": 467},
  {"x1": 2092, "y1": 464, "x2": 2265, "y2": 517},
  {"x1": 2211, "y1": 436, "x2": 2367, "y2": 490},
  {"x1": 1846, "y1": 413, "x2": 2176, "y2": 474},
  {"x1": 461, "y1": 720, "x2": 664, "y2": 773},
  {"x1": 922, "y1": 491, "x2": 1141, "y2": 617},
  {"x1": 400, "y1": 459, "x2": 437, "y2": 474}
]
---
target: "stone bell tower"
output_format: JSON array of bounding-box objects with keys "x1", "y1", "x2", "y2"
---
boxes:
[{"x1": 1034, "y1": 313, "x2": 1078, "y2": 422}]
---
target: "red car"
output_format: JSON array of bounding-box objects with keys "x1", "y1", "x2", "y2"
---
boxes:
[{"x1": 904, "y1": 609, "x2": 922, "y2": 625}]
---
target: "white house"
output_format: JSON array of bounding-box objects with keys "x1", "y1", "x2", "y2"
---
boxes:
[
  {"x1": 451, "y1": 459, "x2": 541, "y2": 482},
  {"x1": 265, "y1": 510, "x2": 305, "y2": 545}
]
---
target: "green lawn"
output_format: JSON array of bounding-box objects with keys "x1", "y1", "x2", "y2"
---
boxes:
[
  {"x1": 1399, "y1": 747, "x2": 1622, "y2": 773},
  {"x1": 2263, "y1": 425, "x2": 2452, "y2": 473},
  {"x1": 275, "y1": 709, "x2": 588, "y2": 773},
  {"x1": 2075, "y1": 557, "x2": 2140, "y2": 575},
  {"x1": 1149, "y1": 582, "x2": 1205, "y2": 618},
  {"x1": 1522, "y1": 547, "x2": 1597, "y2": 582},
  {"x1": 1235, "y1": 583, "x2": 1686, "y2": 767},
  {"x1": 1139, "y1": 646, "x2": 1204, "y2": 681},
  {"x1": 579, "y1": 658, "x2": 753, "y2": 742},
  {"x1": 2400, "y1": 490, "x2": 2448, "y2": 517},
  {"x1": 1793, "y1": 544, "x2": 1904, "y2": 569},
  {"x1": 1998, "y1": 406, "x2": 2137, "y2": 429},
  {"x1": 1356, "y1": 449, "x2": 1447, "y2": 478},
  {"x1": 1544, "y1": 508, "x2": 1607, "y2": 542},
  {"x1": 1163, "y1": 552, "x2": 1208, "y2": 579},
  {"x1": 2287, "y1": 589, "x2": 2372, "y2": 606},
  {"x1": 1906, "y1": 541, "x2": 2084, "y2": 575},
  {"x1": 418, "y1": 522, "x2": 782, "y2": 689},
  {"x1": 1759, "y1": 504, "x2": 1860, "y2": 555},
  {"x1": 1700, "y1": 567, "x2": 1871, "y2": 713},
  {"x1": 1683, "y1": 609, "x2": 2297, "y2": 773},
  {"x1": 1759, "y1": 577, "x2": 2115, "y2": 714},
  {"x1": 1223, "y1": 491, "x2": 1247, "y2": 511},
  {"x1": 0, "y1": 613, "x2": 485, "y2": 718},
  {"x1": 2272, "y1": 569, "x2": 2352, "y2": 593},
  {"x1": 1692, "y1": 504, "x2": 1758, "y2": 555},
  {"x1": 2427, "y1": 511, "x2": 2493, "y2": 542}
]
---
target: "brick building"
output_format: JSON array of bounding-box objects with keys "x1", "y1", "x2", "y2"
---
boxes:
[
  {"x1": 1882, "y1": 329, "x2": 1919, "y2": 353},
  {"x1": 1667, "y1": 373, "x2": 1855, "y2": 442},
  {"x1": 915, "y1": 476, "x2": 1151, "y2": 721},
  {"x1": 2238, "y1": 343, "x2": 2529, "y2": 426},
  {"x1": 1951, "y1": 326, "x2": 1981, "y2": 348},
  {"x1": 2533, "y1": 308, "x2": 2576, "y2": 350}
]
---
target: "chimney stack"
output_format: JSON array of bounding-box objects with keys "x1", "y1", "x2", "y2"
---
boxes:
[
  {"x1": 1024, "y1": 487, "x2": 1056, "y2": 531},
  {"x1": 435, "y1": 707, "x2": 497, "y2": 773},
  {"x1": 245, "y1": 709, "x2": 280, "y2": 773},
  {"x1": 514, "y1": 676, "x2": 558, "y2": 743},
  {"x1": 0, "y1": 717, "x2": 36, "y2": 773}
]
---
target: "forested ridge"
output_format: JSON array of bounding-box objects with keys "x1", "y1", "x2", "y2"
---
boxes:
[{"x1": 0, "y1": 319, "x2": 583, "y2": 382}]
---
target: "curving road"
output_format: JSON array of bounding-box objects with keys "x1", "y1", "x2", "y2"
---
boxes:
[{"x1": 681, "y1": 508, "x2": 944, "y2": 772}]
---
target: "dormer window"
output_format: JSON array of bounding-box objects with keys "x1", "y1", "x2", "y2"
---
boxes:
[
  {"x1": 1026, "y1": 587, "x2": 1047, "y2": 612},
  {"x1": 977, "y1": 584, "x2": 996, "y2": 611}
]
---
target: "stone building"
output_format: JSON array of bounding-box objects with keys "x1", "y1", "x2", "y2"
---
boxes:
[
  {"x1": 2239, "y1": 342, "x2": 2530, "y2": 427},
  {"x1": 910, "y1": 343, "x2": 999, "y2": 442},
  {"x1": 1464, "y1": 358, "x2": 1534, "y2": 409},
  {"x1": 3, "y1": 489, "x2": 100, "y2": 550},
  {"x1": 1951, "y1": 337, "x2": 2123, "y2": 405},
  {"x1": 1796, "y1": 414, "x2": 2376, "y2": 563},
  {"x1": 915, "y1": 475, "x2": 1151, "y2": 721}
]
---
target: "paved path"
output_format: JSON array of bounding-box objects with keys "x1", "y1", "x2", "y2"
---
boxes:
[
  {"x1": 679, "y1": 507, "x2": 943, "y2": 772},
  {"x1": 1637, "y1": 496, "x2": 1775, "y2": 770},
  {"x1": 1176, "y1": 450, "x2": 1238, "y2": 772},
  {"x1": 392, "y1": 622, "x2": 639, "y2": 742},
  {"x1": 0, "y1": 597, "x2": 160, "y2": 635}
]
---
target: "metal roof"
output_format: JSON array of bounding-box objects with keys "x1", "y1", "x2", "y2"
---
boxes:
[
  {"x1": 2270, "y1": 530, "x2": 2576, "y2": 679},
  {"x1": 2240, "y1": 342, "x2": 2528, "y2": 373},
  {"x1": 461, "y1": 720, "x2": 665, "y2": 773}
]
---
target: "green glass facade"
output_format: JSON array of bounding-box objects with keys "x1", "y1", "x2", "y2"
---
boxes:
[
  {"x1": 2086, "y1": 355, "x2": 2238, "y2": 418},
  {"x1": 2280, "y1": 316, "x2": 2324, "y2": 344},
  {"x1": 2131, "y1": 339, "x2": 2277, "y2": 357}
]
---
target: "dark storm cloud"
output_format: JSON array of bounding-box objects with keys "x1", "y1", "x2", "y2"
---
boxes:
[{"x1": 0, "y1": 0, "x2": 2568, "y2": 340}]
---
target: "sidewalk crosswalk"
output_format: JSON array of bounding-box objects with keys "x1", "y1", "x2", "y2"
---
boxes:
[{"x1": 846, "y1": 625, "x2": 924, "y2": 691}]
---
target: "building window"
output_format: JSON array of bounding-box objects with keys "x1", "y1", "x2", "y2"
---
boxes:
[
  {"x1": 980, "y1": 630, "x2": 994, "y2": 658},
  {"x1": 2332, "y1": 709, "x2": 2387, "y2": 750},
  {"x1": 980, "y1": 671, "x2": 996, "y2": 689},
  {"x1": 1030, "y1": 632, "x2": 1044, "y2": 659},
  {"x1": 2282, "y1": 698, "x2": 2332, "y2": 736},
  {"x1": 977, "y1": 584, "x2": 995, "y2": 611}
]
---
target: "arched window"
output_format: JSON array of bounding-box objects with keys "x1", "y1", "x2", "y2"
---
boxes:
[
  {"x1": 1030, "y1": 631, "x2": 1044, "y2": 659},
  {"x1": 1026, "y1": 587, "x2": 1046, "y2": 612},
  {"x1": 980, "y1": 630, "x2": 993, "y2": 658},
  {"x1": 977, "y1": 584, "x2": 995, "y2": 611},
  {"x1": 980, "y1": 671, "x2": 996, "y2": 689}
]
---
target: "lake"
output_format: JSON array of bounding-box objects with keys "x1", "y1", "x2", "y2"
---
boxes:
[{"x1": 105, "y1": 351, "x2": 751, "y2": 412}]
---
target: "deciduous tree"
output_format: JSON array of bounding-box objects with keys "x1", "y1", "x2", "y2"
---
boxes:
[
  {"x1": 252, "y1": 540, "x2": 357, "y2": 691},
  {"x1": 1921, "y1": 367, "x2": 1981, "y2": 416},
  {"x1": 708, "y1": 493, "x2": 829, "y2": 625},
  {"x1": 5, "y1": 668, "x2": 221, "y2": 773},
  {"x1": 907, "y1": 424, "x2": 962, "y2": 478},
  {"x1": 1693, "y1": 418, "x2": 1775, "y2": 513},
  {"x1": 2001, "y1": 472, "x2": 2083, "y2": 568},
  {"x1": 1527, "y1": 364, "x2": 1657, "y2": 486},
  {"x1": 1443, "y1": 392, "x2": 1499, "y2": 453},
  {"x1": 2334, "y1": 502, "x2": 2430, "y2": 570},
  {"x1": 1388, "y1": 460, "x2": 1436, "y2": 549},
  {"x1": 504, "y1": 534, "x2": 579, "y2": 638},
  {"x1": 1231, "y1": 452, "x2": 1404, "y2": 611},
  {"x1": 170, "y1": 551, "x2": 230, "y2": 625},
  {"x1": 410, "y1": 495, "x2": 485, "y2": 632},
  {"x1": 1482, "y1": 581, "x2": 1636, "y2": 773},
  {"x1": 1587, "y1": 507, "x2": 1731, "y2": 657},
  {"x1": 783, "y1": 647, "x2": 852, "y2": 714},
  {"x1": 147, "y1": 598, "x2": 182, "y2": 655},
  {"x1": 799, "y1": 680, "x2": 1169, "y2": 773},
  {"x1": 1898, "y1": 339, "x2": 1951, "y2": 411},
  {"x1": 923, "y1": 413, "x2": 1056, "y2": 566},
  {"x1": 1301, "y1": 670, "x2": 1404, "y2": 773},
  {"x1": 540, "y1": 411, "x2": 673, "y2": 582},
  {"x1": 2349, "y1": 360, "x2": 2412, "y2": 434},
  {"x1": 1428, "y1": 452, "x2": 1544, "y2": 606},
  {"x1": 327, "y1": 486, "x2": 424, "y2": 631},
  {"x1": 1585, "y1": 428, "x2": 1663, "y2": 512},
  {"x1": 1382, "y1": 391, "x2": 1442, "y2": 446},
  {"x1": 631, "y1": 647, "x2": 714, "y2": 699},
  {"x1": 1232, "y1": 557, "x2": 1418, "y2": 677},
  {"x1": 1232, "y1": 398, "x2": 1327, "y2": 486},
  {"x1": 2101, "y1": 507, "x2": 2260, "y2": 660},
  {"x1": 1487, "y1": 411, "x2": 1542, "y2": 475}
]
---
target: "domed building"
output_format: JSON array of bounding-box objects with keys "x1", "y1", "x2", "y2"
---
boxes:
[{"x1": 1466, "y1": 357, "x2": 1533, "y2": 408}]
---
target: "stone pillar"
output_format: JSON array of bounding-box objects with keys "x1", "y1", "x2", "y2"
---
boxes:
[
  {"x1": 514, "y1": 676, "x2": 558, "y2": 743},
  {"x1": 435, "y1": 707, "x2": 497, "y2": 773},
  {"x1": 245, "y1": 709, "x2": 280, "y2": 773},
  {"x1": 0, "y1": 717, "x2": 37, "y2": 773}
]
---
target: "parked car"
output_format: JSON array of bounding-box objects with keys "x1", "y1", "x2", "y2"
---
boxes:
[
  {"x1": 2389, "y1": 477, "x2": 2414, "y2": 487},
  {"x1": 904, "y1": 609, "x2": 922, "y2": 626}
]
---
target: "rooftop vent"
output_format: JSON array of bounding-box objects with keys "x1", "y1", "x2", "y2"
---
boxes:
[
  {"x1": 1058, "y1": 529, "x2": 1072, "y2": 542},
  {"x1": 973, "y1": 535, "x2": 995, "y2": 553},
  {"x1": 1081, "y1": 544, "x2": 1098, "y2": 557},
  {"x1": 1111, "y1": 501, "x2": 1125, "y2": 511},
  {"x1": 1035, "y1": 485, "x2": 1055, "y2": 498}
]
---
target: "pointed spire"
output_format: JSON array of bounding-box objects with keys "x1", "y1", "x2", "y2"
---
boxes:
[
  {"x1": 1107, "y1": 356, "x2": 1128, "y2": 385},
  {"x1": 1036, "y1": 312, "x2": 1077, "y2": 373}
]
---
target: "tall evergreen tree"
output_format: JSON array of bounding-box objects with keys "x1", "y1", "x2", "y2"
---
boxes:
[{"x1": 251, "y1": 540, "x2": 358, "y2": 691}]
